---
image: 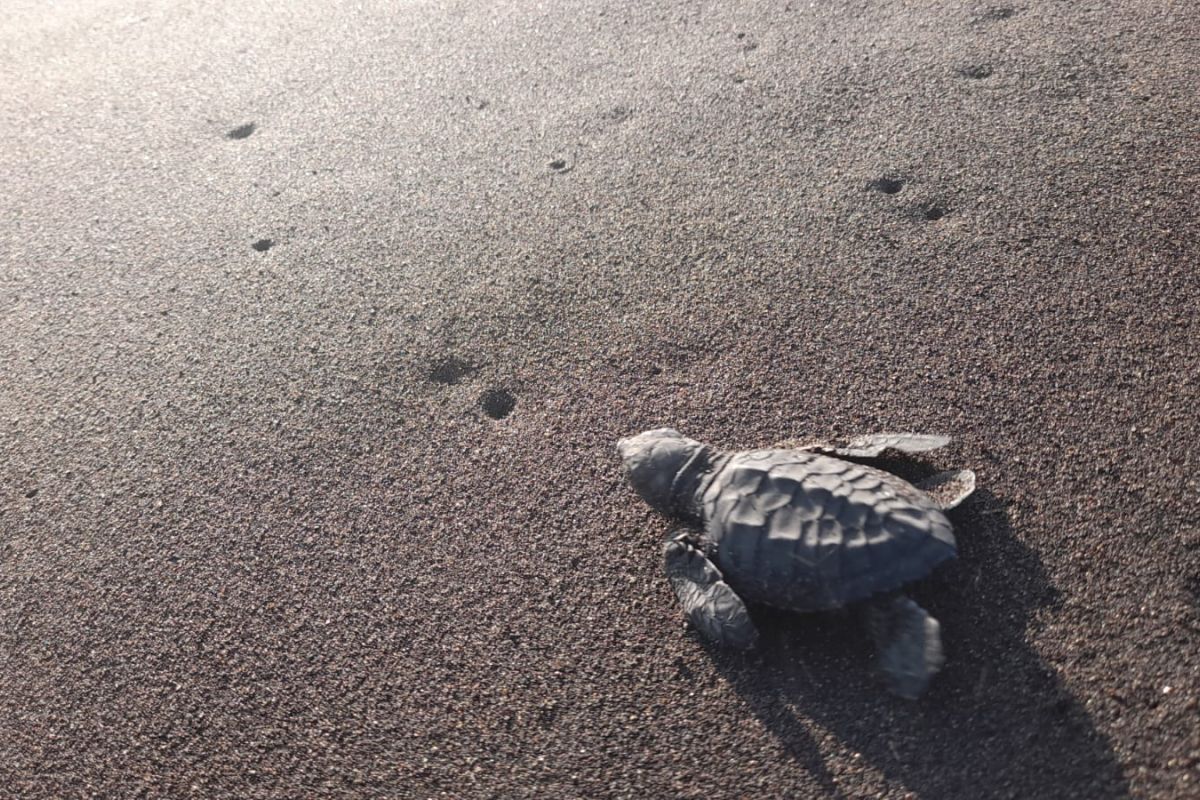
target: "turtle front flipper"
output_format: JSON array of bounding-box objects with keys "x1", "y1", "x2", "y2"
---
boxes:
[
  {"x1": 866, "y1": 595, "x2": 945, "y2": 699},
  {"x1": 663, "y1": 534, "x2": 758, "y2": 650},
  {"x1": 914, "y1": 469, "x2": 976, "y2": 511},
  {"x1": 796, "y1": 433, "x2": 951, "y2": 459}
]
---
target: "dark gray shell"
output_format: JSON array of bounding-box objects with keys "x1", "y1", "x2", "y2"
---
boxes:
[{"x1": 700, "y1": 450, "x2": 956, "y2": 611}]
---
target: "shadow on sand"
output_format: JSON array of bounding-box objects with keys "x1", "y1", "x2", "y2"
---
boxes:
[{"x1": 699, "y1": 488, "x2": 1129, "y2": 799}]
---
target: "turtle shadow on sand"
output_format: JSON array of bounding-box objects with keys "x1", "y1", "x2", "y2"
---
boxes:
[{"x1": 695, "y1": 488, "x2": 1130, "y2": 799}]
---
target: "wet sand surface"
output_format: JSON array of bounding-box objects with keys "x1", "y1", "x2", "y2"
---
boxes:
[{"x1": 2, "y1": 1, "x2": 1198, "y2": 797}]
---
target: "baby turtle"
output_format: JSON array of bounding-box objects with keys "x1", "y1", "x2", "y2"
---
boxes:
[{"x1": 617, "y1": 429, "x2": 976, "y2": 698}]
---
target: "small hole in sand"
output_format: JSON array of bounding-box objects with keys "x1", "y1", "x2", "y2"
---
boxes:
[
  {"x1": 252, "y1": 239, "x2": 274, "y2": 252},
  {"x1": 960, "y1": 65, "x2": 994, "y2": 79},
  {"x1": 924, "y1": 206, "x2": 946, "y2": 221},
  {"x1": 549, "y1": 159, "x2": 571, "y2": 172},
  {"x1": 869, "y1": 177, "x2": 905, "y2": 194},
  {"x1": 226, "y1": 123, "x2": 256, "y2": 140},
  {"x1": 604, "y1": 105, "x2": 632, "y2": 123},
  {"x1": 481, "y1": 388, "x2": 516, "y2": 419},
  {"x1": 428, "y1": 356, "x2": 474, "y2": 385}
]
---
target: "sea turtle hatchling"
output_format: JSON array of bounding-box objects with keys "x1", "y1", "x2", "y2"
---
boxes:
[{"x1": 617, "y1": 429, "x2": 977, "y2": 698}]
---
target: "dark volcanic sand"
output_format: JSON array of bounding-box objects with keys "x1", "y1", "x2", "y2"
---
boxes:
[{"x1": 2, "y1": 1, "x2": 1198, "y2": 798}]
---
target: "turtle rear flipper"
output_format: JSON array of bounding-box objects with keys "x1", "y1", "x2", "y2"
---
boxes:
[
  {"x1": 867, "y1": 595, "x2": 945, "y2": 699},
  {"x1": 915, "y1": 469, "x2": 976, "y2": 511},
  {"x1": 663, "y1": 536, "x2": 758, "y2": 650},
  {"x1": 794, "y1": 433, "x2": 951, "y2": 459}
]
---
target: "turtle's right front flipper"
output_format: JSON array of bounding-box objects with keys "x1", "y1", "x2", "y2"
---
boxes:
[
  {"x1": 663, "y1": 535, "x2": 758, "y2": 650},
  {"x1": 796, "y1": 433, "x2": 951, "y2": 459}
]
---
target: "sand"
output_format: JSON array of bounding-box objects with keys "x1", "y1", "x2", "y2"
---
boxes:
[{"x1": 1, "y1": 1, "x2": 1198, "y2": 797}]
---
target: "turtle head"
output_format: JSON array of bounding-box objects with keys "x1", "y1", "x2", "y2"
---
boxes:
[{"x1": 617, "y1": 428, "x2": 705, "y2": 517}]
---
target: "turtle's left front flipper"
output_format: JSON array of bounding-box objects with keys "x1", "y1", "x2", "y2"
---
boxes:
[
  {"x1": 866, "y1": 595, "x2": 945, "y2": 699},
  {"x1": 663, "y1": 535, "x2": 758, "y2": 650}
]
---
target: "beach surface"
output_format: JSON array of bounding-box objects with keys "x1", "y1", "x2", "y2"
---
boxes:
[{"x1": 2, "y1": 1, "x2": 1198, "y2": 797}]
